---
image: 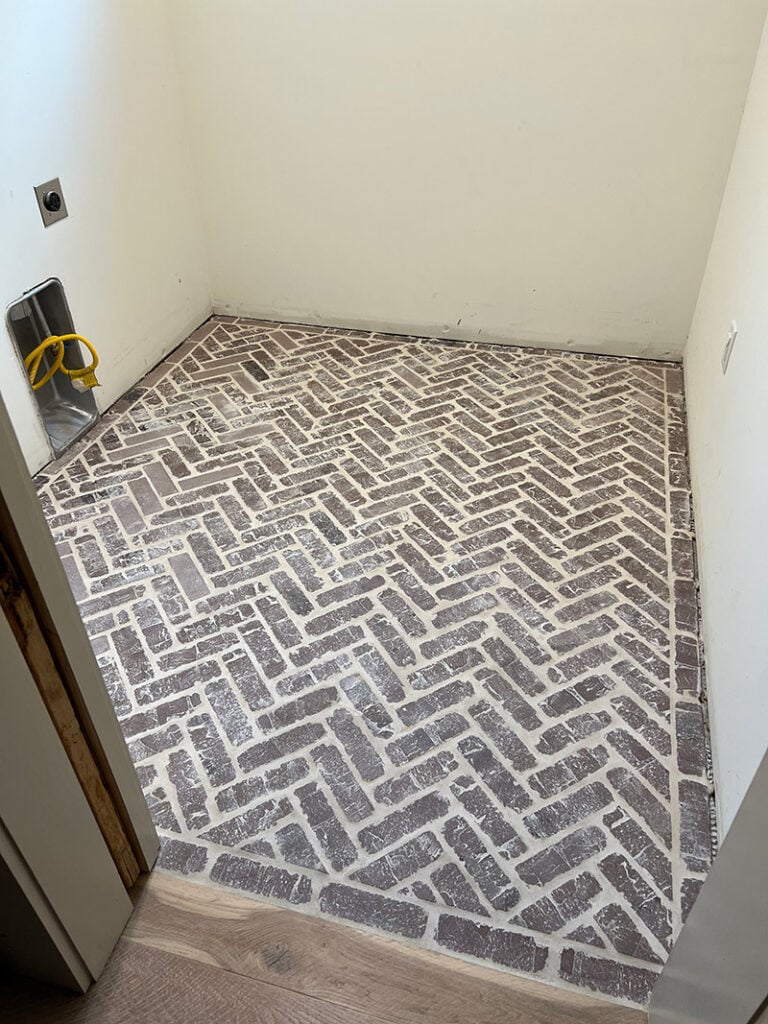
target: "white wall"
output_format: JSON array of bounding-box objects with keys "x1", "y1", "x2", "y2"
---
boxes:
[
  {"x1": 168, "y1": 0, "x2": 767, "y2": 361},
  {"x1": 0, "y1": 0, "x2": 211, "y2": 473},
  {"x1": 684, "y1": 17, "x2": 768, "y2": 837}
]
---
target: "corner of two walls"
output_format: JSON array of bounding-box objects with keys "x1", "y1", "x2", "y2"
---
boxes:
[
  {"x1": 170, "y1": 0, "x2": 767, "y2": 365},
  {"x1": 0, "y1": 1, "x2": 212, "y2": 475},
  {"x1": 3, "y1": 0, "x2": 765, "y2": 473},
  {"x1": 682, "y1": 12, "x2": 768, "y2": 839}
]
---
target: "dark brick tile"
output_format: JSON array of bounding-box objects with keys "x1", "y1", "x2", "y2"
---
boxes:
[
  {"x1": 681, "y1": 876, "x2": 704, "y2": 922},
  {"x1": 242, "y1": 620, "x2": 287, "y2": 678},
  {"x1": 311, "y1": 743, "x2": 375, "y2": 823},
  {"x1": 257, "y1": 686, "x2": 338, "y2": 732},
  {"x1": 319, "y1": 883, "x2": 427, "y2": 939},
  {"x1": 595, "y1": 903, "x2": 663, "y2": 964},
  {"x1": 527, "y1": 744, "x2": 609, "y2": 800},
  {"x1": 458, "y1": 736, "x2": 532, "y2": 812},
  {"x1": 450, "y1": 775, "x2": 527, "y2": 860},
  {"x1": 513, "y1": 872, "x2": 601, "y2": 934},
  {"x1": 375, "y1": 751, "x2": 458, "y2": 806},
  {"x1": 676, "y1": 701, "x2": 708, "y2": 777},
  {"x1": 205, "y1": 678, "x2": 253, "y2": 747},
  {"x1": 295, "y1": 782, "x2": 358, "y2": 871},
  {"x1": 398, "y1": 680, "x2": 473, "y2": 727},
  {"x1": 359, "y1": 792, "x2": 450, "y2": 854},
  {"x1": 210, "y1": 852, "x2": 312, "y2": 905},
  {"x1": 607, "y1": 767, "x2": 672, "y2": 850},
  {"x1": 437, "y1": 916, "x2": 548, "y2": 973},
  {"x1": 480, "y1": 668, "x2": 543, "y2": 730},
  {"x1": 610, "y1": 695, "x2": 671, "y2": 755},
  {"x1": 442, "y1": 816, "x2": 519, "y2": 911},
  {"x1": 559, "y1": 948, "x2": 658, "y2": 1004},
  {"x1": 222, "y1": 649, "x2": 274, "y2": 710},
  {"x1": 516, "y1": 826, "x2": 607, "y2": 886},
  {"x1": 121, "y1": 694, "x2": 201, "y2": 739},
  {"x1": 238, "y1": 722, "x2": 327, "y2": 774},
  {"x1": 431, "y1": 863, "x2": 489, "y2": 916},
  {"x1": 188, "y1": 713, "x2": 236, "y2": 788},
  {"x1": 328, "y1": 708, "x2": 385, "y2": 781},
  {"x1": 158, "y1": 837, "x2": 208, "y2": 876},
  {"x1": 523, "y1": 782, "x2": 613, "y2": 839},
  {"x1": 565, "y1": 925, "x2": 605, "y2": 949},
  {"x1": 536, "y1": 709, "x2": 611, "y2": 755},
  {"x1": 166, "y1": 750, "x2": 210, "y2": 831},
  {"x1": 352, "y1": 832, "x2": 442, "y2": 890},
  {"x1": 127, "y1": 724, "x2": 184, "y2": 763},
  {"x1": 202, "y1": 797, "x2": 290, "y2": 847},
  {"x1": 602, "y1": 807, "x2": 673, "y2": 900},
  {"x1": 599, "y1": 853, "x2": 672, "y2": 947},
  {"x1": 679, "y1": 779, "x2": 713, "y2": 872},
  {"x1": 468, "y1": 700, "x2": 536, "y2": 770},
  {"x1": 385, "y1": 712, "x2": 469, "y2": 766}
]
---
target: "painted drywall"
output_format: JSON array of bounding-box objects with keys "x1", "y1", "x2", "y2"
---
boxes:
[
  {"x1": 0, "y1": 0, "x2": 211, "y2": 473},
  {"x1": 168, "y1": 0, "x2": 767, "y2": 361},
  {"x1": 684, "y1": 16, "x2": 768, "y2": 837}
]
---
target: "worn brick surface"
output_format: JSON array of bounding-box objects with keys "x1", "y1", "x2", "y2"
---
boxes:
[{"x1": 36, "y1": 317, "x2": 712, "y2": 1007}]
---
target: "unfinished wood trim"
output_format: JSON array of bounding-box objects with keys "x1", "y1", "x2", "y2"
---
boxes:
[
  {"x1": 0, "y1": 514, "x2": 139, "y2": 889},
  {"x1": 122, "y1": 872, "x2": 646, "y2": 1024},
  {"x1": 0, "y1": 394, "x2": 158, "y2": 873}
]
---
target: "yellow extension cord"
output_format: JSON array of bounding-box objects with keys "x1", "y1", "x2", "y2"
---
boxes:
[{"x1": 24, "y1": 334, "x2": 100, "y2": 391}]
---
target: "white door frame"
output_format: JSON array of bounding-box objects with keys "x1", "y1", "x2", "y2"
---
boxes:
[
  {"x1": 0, "y1": 612, "x2": 130, "y2": 990},
  {"x1": 0, "y1": 391, "x2": 157, "y2": 870},
  {"x1": 0, "y1": 391, "x2": 158, "y2": 990},
  {"x1": 650, "y1": 748, "x2": 768, "y2": 1023}
]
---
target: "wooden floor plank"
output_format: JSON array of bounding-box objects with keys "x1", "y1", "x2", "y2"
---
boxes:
[
  {"x1": 121, "y1": 871, "x2": 646, "y2": 1024},
  {"x1": 0, "y1": 941, "x2": 386, "y2": 1024},
  {"x1": 1, "y1": 871, "x2": 647, "y2": 1023}
]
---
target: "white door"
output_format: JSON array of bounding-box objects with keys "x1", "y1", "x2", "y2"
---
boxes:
[
  {"x1": 0, "y1": 392, "x2": 158, "y2": 991},
  {"x1": 0, "y1": 611, "x2": 132, "y2": 990}
]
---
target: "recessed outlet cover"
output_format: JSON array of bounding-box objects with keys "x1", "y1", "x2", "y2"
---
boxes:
[{"x1": 34, "y1": 177, "x2": 68, "y2": 227}]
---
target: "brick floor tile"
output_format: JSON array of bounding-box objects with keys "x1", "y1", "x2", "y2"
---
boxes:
[{"x1": 36, "y1": 316, "x2": 713, "y2": 1008}]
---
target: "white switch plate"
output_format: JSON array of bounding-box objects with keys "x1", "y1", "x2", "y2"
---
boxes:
[{"x1": 721, "y1": 321, "x2": 738, "y2": 374}]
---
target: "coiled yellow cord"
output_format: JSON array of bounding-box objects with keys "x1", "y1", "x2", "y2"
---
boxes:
[{"x1": 24, "y1": 334, "x2": 100, "y2": 391}]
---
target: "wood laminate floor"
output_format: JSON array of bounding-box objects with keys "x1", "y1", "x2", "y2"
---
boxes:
[{"x1": 0, "y1": 870, "x2": 646, "y2": 1023}]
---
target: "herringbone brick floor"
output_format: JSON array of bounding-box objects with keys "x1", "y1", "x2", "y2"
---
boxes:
[{"x1": 36, "y1": 317, "x2": 712, "y2": 1007}]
